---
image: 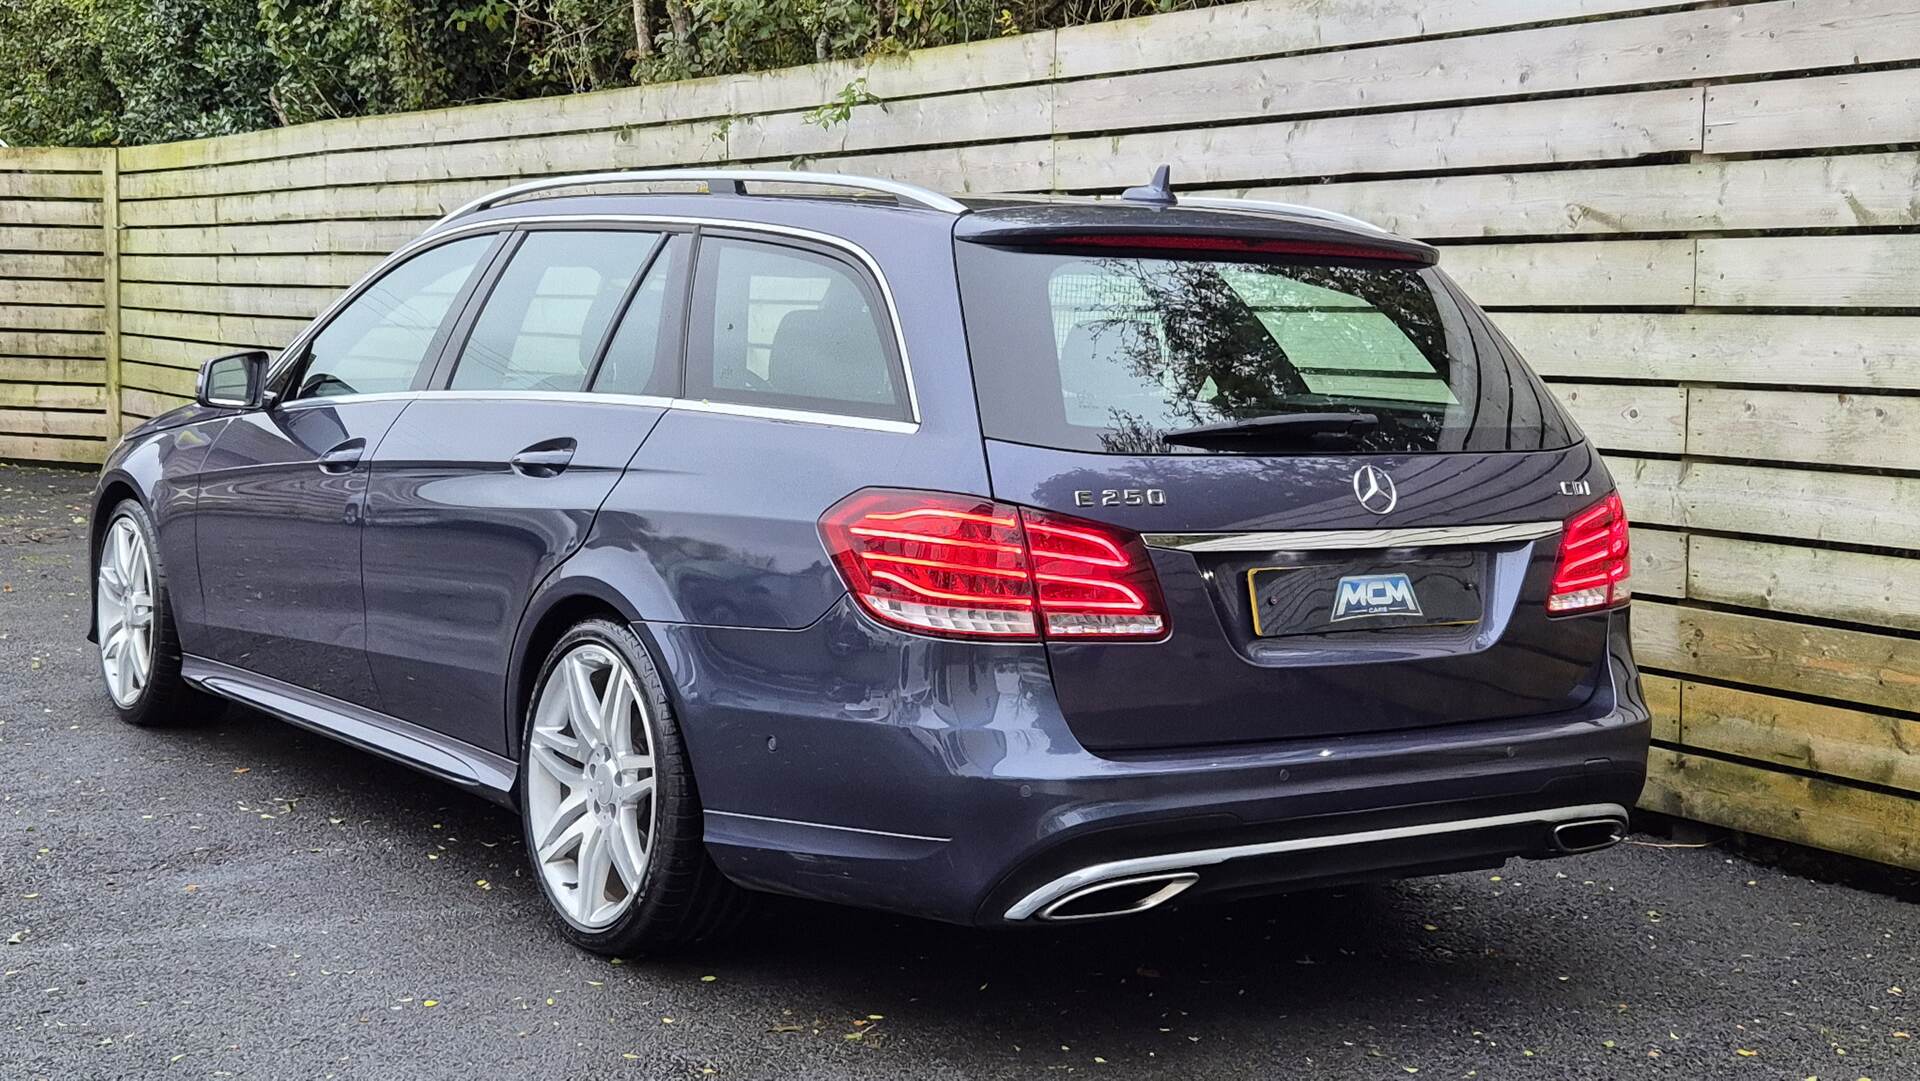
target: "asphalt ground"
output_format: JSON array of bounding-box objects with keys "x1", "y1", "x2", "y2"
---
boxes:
[{"x1": 2, "y1": 461, "x2": 1915, "y2": 1080}]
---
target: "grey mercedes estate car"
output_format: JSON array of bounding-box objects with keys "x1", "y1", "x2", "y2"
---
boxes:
[{"x1": 89, "y1": 168, "x2": 1647, "y2": 955}]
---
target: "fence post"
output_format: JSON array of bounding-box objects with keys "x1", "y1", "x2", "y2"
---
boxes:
[{"x1": 100, "y1": 150, "x2": 121, "y2": 437}]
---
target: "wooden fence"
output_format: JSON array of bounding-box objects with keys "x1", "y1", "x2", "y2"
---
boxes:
[{"x1": 1, "y1": 0, "x2": 1917, "y2": 868}]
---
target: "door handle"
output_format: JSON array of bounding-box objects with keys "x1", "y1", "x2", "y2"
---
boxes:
[
  {"x1": 510, "y1": 438, "x2": 577, "y2": 478},
  {"x1": 318, "y1": 438, "x2": 366, "y2": 474}
]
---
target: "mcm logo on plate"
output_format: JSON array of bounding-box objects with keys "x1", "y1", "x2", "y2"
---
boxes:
[
  {"x1": 1351, "y1": 464, "x2": 1398, "y2": 515},
  {"x1": 1332, "y1": 573, "x2": 1423, "y2": 621}
]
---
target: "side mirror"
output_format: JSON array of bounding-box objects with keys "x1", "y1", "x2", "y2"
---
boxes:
[{"x1": 196, "y1": 350, "x2": 269, "y2": 409}]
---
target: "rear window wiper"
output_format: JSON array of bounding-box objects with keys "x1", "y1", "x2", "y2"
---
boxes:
[{"x1": 1162, "y1": 412, "x2": 1380, "y2": 449}]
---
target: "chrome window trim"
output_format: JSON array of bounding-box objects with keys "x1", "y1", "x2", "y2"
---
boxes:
[
  {"x1": 268, "y1": 213, "x2": 924, "y2": 431},
  {"x1": 1004, "y1": 801, "x2": 1629, "y2": 921},
  {"x1": 1143, "y1": 521, "x2": 1561, "y2": 553},
  {"x1": 272, "y1": 388, "x2": 919, "y2": 434}
]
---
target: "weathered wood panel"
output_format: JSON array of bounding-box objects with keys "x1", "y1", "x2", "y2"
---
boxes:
[
  {"x1": 0, "y1": 156, "x2": 110, "y2": 463},
  {"x1": 1706, "y1": 66, "x2": 1920, "y2": 154},
  {"x1": 1677, "y1": 682, "x2": 1920, "y2": 794},
  {"x1": 1643, "y1": 750, "x2": 1920, "y2": 871}
]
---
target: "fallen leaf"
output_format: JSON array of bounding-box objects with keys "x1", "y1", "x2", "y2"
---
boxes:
[
  {"x1": 422, "y1": 999, "x2": 439, "y2": 1007},
  {"x1": 1737, "y1": 1049, "x2": 1758, "y2": 1057},
  {"x1": 232, "y1": 767, "x2": 250, "y2": 774}
]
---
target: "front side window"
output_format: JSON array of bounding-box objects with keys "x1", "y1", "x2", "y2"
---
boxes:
[
  {"x1": 291, "y1": 235, "x2": 491, "y2": 400},
  {"x1": 686, "y1": 236, "x2": 908, "y2": 421},
  {"x1": 449, "y1": 230, "x2": 663, "y2": 393}
]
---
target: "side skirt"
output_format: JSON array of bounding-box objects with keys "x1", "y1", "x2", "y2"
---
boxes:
[{"x1": 181, "y1": 655, "x2": 519, "y2": 807}]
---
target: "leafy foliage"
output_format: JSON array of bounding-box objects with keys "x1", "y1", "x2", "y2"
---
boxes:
[{"x1": 0, "y1": 0, "x2": 1219, "y2": 147}]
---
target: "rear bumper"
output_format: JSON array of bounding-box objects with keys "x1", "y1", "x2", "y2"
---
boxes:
[{"x1": 646, "y1": 601, "x2": 1649, "y2": 926}]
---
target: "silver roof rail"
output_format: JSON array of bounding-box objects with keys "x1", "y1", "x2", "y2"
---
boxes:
[
  {"x1": 433, "y1": 169, "x2": 968, "y2": 227},
  {"x1": 1178, "y1": 196, "x2": 1391, "y2": 235}
]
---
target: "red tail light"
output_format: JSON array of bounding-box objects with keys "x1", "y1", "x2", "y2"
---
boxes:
[
  {"x1": 1547, "y1": 492, "x2": 1631, "y2": 615},
  {"x1": 819, "y1": 490, "x2": 1168, "y2": 641}
]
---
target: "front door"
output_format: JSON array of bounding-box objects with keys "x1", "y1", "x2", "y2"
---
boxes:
[
  {"x1": 363, "y1": 228, "x2": 685, "y2": 752},
  {"x1": 194, "y1": 232, "x2": 500, "y2": 706}
]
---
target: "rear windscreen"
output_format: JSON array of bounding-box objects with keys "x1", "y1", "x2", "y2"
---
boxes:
[{"x1": 956, "y1": 243, "x2": 1577, "y2": 455}]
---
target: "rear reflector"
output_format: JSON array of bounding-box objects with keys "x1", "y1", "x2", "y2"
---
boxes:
[
  {"x1": 1547, "y1": 491, "x2": 1631, "y2": 615},
  {"x1": 819, "y1": 489, "x2": 1169, "y2": 641}
]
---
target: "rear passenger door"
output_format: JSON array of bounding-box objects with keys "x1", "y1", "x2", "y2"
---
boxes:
[
  {"x1": 592, "y1": 230, "x2": 922, "y2": 630},
  {"x1": 362, "y1": 225, "x2": 687, "y2": 752}
]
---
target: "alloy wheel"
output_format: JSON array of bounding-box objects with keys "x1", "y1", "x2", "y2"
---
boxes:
[
  {"x1": 525, "y1": 643, "x2": 659, "y2": 930},
  {"x1": 96, "y1": 516, "x2": 155, "y2": 708}
]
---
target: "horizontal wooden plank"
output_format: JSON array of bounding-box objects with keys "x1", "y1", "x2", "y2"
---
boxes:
[
  {"x1": 1642, "y1": 749, "x2": 1920, "y2": 871},
  {"x1": 121, "y1": 335, "x2": 232, "y2": 369},
  {"x1": 121, "y1": 282, "x2": 336, "y2": 321},
  {"x1": 0, "y1": 331, "x2": 103, "y2": 359},
  {"x1": 1688, "y1": 535, "x2": 1920, "y2": 633},
  {"x1": 1707, "y1": 66, "x2": 1920, "y2": 155},
  {"x1": 121, "y1": 388, "x2": 191, "y2": 418},
  {"x1": 1607, "y1": 456, "x2": 1920, "y2": 550},
  {"x1": 1633, "y1": 600, "x2": 1920, "y2": 716},
  {"x1": 121, "y1": 362, "x2": 198, "y2": 398},
  {"x1": 0, "y1": 432, "x2": 107, "y2": 464},
  {"x1": 120, "y1": 253, "x2": 379, "y2": 289},
  {"x1": 1445, "y1": 239, "x2": 1694, "y2": 307},
  {"x1": 0, "y1": 252, "x2": 106, "y2": 281},
  {"x1": 731, "y1": 84, "x2": 1051, "y2": 162},
  {"x1": 1547, "y1": 381, "x2": 1686, "y2": 454},
  {"x1": 1679, "y1": 681, "x2": 1920, "y2": 794},
  {"x1": 121, "y1": 219, "x2": 421, "y2": 257},
  {"x1": 1057, "y1": 0, "x2": 1920, "y2": 135},
  {"x1": 0, "y1": 172, "x2": 101, "y2": 199},
  {"x1": 1643, "y1": 673, "x2": 1681, "y2": 744},
  {"x1": 0, "y1": 198, "x2": 103, "y2": 228},
  {"x1": 0, "y1": 225, "x2": 101, "y2": 253},
  {"x1": 1630, "y1": 527, "x2": 1686, "y2": 599},
  {"x1": 122, "y1": 180, "x2": 494, "y2": 230},
  {"x1": 0, "y1": 146, "x2": 109, "y2": 171},
  {"x1": 1697, "y1": 235, "x2": 1920, "y2": 308},
  {"x1": 0, "y1": 406, "x2": 110, "y2": 438},
  {"x1": 811, "y1": 139, "x2": 1055, "y2": 196},
  {"x1": 1502, "y1": 312, "x2": 1920, "y2": 390},
  {"x1": 1240, "y1": 150, "x2": 1920, "y2": 238},
  {"x1": 1686, "y1": 387, "x2": 1920, "y2": 469},
  {"x1": 1053, "y1": 0, "x2": 1699, "y2": 79},
  {"x1": 0, "y1": 278, "x2": 104, "y2": 306},
  {"x1": 120, "y1": 308, "x2": 308, "y2": 350},
  {"x1": 0, "y1": 304, "x2": 105, "y2": 333},
  {"x1": 120, "y1": 119, "x2": 726, "y2": 201},
  {"x1": 0, "y1": 382, "x2": 108, "y2": 410},
  {"x1": 0, "y1": 357, "x2": 103, "y2": 383},
  {"x1": 1053, "y1": 87, "x2": 1705, "y2": 189}
]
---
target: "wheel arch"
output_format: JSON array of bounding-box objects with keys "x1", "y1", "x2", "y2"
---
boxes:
[
  {"x1": 86, "y1": 470, "x2": 149, "y2": 643},
  {"x1": 506, "y1": 571, "x2": 646, "y2": 760}
]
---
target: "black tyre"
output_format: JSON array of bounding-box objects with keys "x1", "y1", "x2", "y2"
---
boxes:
[
  {"x1": 518, "y1": 618, "x2": 752, "y2": 954},
  {"x1": 94, "y1": 499, "x2": 208, "y2": 727}
]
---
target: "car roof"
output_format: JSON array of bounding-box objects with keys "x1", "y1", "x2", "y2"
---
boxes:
[{"x1": 423, "y1": 169, "x2": 1435, "y2": 264}]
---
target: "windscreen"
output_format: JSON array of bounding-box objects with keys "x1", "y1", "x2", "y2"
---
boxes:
[{"x1": 957, "y1": 242, "x2": 1577, "y2": 455}]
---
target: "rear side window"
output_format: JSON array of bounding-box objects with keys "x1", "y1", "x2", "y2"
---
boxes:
[
  {"x1": 591, "y1": 235, "x2": 684, "y2": 398},
  {"x1": 957, "y1": 243, "x2": 1576, "y2": 455},
  {"x1": 293, "y1": 235, "x2": 491, "y2": 400},
  {"x1": 686, "y1": 236, "x2": 909, "y2": 421},
  {"x1": 450, "y1": 230, "x2": 662, "y2": 393}
]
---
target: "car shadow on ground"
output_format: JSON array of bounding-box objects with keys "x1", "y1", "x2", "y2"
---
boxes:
[{"x1": 168, "y1": 701, "x2": 1614, "y2": 1023}]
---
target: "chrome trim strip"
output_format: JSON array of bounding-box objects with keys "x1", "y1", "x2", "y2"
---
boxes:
[
  {"x1": 1004, "y1": 802, "x2": 1629, "y2": 921},
  {"x1": 181, "y1": 655, "x2": 518, "y2": 805},
  {"x1": 1180, "y1": 195, "x2": 1392, "y2": 235},
  {"x1": 437, "y1": 168, "x2": 968, "y2": 226},
  {"x1": 273, "y1": 388, "x2": 916, "y2": 433},
  {"x1": 1144, "y1": 521, "x2": 1560, "y2": 553},
  {"x1": 266, "y1": 213, "x2": 923, "y2": 431},
  {"x1": 706, "y1": 809, "x2": 950, "y2": 844}
]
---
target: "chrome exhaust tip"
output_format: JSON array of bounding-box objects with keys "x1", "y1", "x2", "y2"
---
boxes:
[
  {"x1": 1037, "y1": 871, "x2": 1200, "y2": 922},
  {"x1": 1551, "y1": 817, "x2": 1626, "y2": 855}
]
